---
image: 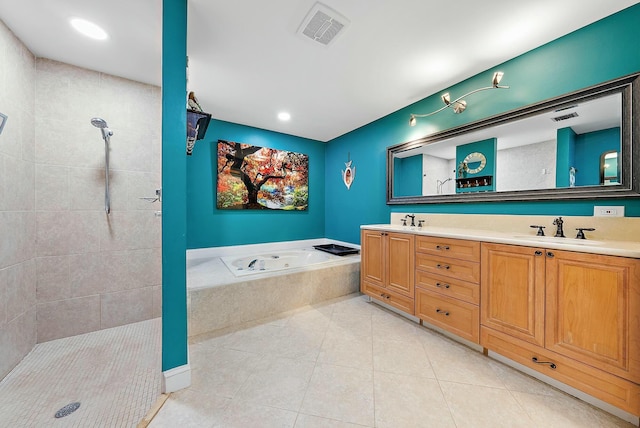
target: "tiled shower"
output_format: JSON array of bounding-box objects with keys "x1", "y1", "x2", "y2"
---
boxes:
[{"x1": 0, "y1": 19, "x2": 162, "y2": 379}]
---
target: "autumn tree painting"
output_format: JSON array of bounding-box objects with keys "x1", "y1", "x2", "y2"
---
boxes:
[{"x1": 217, "y1": 140, "x2": 309, "y2": 210}]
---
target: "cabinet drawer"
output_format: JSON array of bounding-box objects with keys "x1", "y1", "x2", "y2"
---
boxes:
[
  {"x1": 481, "y1": 327, "x2": 640, "y2": 415},
  {"x1": 416, "y1": 236, "x2": 480, "y2": 262},
  {"x1": 416, "y1": 288, "x2": 479, "y2": 343},
  {"x1": 362, "y1": 281, "x2": 414, "y2": 315},
  {"x1": 416, "y1": 253, "x2": 480, "y2": 283},
  {"x1": 415, "y1": 271, "x2": 480, "y2": 305}
]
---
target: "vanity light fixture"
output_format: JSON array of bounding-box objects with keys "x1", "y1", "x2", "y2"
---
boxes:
[{"x1": 409, "y1": 71, "x2": 509, "y2": 126}]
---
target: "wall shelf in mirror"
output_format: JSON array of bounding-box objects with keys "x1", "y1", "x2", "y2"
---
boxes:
[{"x1": 387, "y1": 72, "x2": 640, "y2": 204}]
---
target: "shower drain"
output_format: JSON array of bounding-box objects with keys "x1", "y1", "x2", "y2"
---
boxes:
[{"x1": 54, "y1": 402, "x2": 81, "y2": 418}]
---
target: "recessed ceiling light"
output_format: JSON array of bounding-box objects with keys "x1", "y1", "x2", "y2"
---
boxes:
[
  {"x1": 278, "y1": 112, "x2": 291, "y2": 121},
  {"x1": 70, "y1": 18, "x2": 108, "y2": 40}
]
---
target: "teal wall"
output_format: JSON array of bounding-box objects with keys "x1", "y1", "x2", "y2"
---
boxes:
[
  {"x1": 574, "y1": 127, "x2": 620, "y2": 186},
  {"x1": 324, "y1": 4, "x2": 640, "y2": 245},
  {"x1": 455, "y1": 138, "x2": 496, "y2": 193},
  {"x1": 186, "y1": 119, "x2": 326, "y2": 249},
  {"x1": 393, "y1": 155, "x2": 423, "y2": 197},
  {"x1": 161, "y1": 0, "x2": 188, "y2": 372},
  {"x1": 556, "y1": 127, "x2": 577, "y2": 188}
]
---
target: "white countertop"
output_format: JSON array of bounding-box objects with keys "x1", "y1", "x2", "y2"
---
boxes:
[{"x1": 361, "y1": 224, "x2": 640, "y2": 258}]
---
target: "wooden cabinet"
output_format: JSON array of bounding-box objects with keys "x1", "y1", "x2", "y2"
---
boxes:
[
  {"x1": 360, "y1": 229, "x2": 415, "y2": 314},
  {"x1": 415, "y1": 236, "x2": 481, "y2": 343},
  {"x1": 481, "y1": 242, "x2": 640, "y2": 414},
  {"x1": 481, "y1": 243, "x2": 546, "y2": 346},
  {"x1": 546, "y1": 250, "x2": 640, "y2": 383}
]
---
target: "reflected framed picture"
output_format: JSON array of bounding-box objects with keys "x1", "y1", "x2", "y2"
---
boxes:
[{"x1": 0, "y1": 112, "x2": 7, "y2": 135}]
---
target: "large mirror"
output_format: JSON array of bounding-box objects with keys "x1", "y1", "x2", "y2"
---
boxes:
[{"x1": 387, "y1": 73, "x2": 640, "y2": 204}]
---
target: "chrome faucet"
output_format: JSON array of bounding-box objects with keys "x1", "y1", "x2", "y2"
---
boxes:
[
  {"x1": 405, "y1": 214, "x2": 416, "y2": 227},
  {"x1": 553, "y1": 217, "x2": 565, "y2": 238}
]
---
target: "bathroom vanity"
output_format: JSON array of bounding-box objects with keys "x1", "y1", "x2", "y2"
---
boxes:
[{"x1": 360, "y1": 223, "x2": 640, "y2": 417}]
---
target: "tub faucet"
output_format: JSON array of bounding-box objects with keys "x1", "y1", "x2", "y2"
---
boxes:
[
  {"x1": 553, "y1": 217, "x2": 565, "y2": 238},
  {"x1": 405, "y1": 214, "x2": 416, "y2": 227}
]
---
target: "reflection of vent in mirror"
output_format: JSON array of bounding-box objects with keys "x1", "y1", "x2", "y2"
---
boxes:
[
  {"x1": 551, "y1": 112, "x2": 579, "y2": 122},
  {"x1": 298, "y1": 2, "x2": 349, "y2": 46},
  {"x1": 554, "y1": 104, "x2": 578, "y2": 112}
]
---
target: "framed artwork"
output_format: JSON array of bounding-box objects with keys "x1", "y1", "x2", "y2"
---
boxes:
[{"x1": 216, "y1": 140, "x2": 309, "y2": 210}]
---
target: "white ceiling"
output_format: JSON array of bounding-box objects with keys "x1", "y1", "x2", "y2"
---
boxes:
[{"x1": 0, "y1": 0, "x2": 637, "y2": 142}]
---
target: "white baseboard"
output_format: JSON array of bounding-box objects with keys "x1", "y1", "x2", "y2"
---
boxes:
[{"x1": 162, "y1": 363, "x2": 191, "y2": 393}]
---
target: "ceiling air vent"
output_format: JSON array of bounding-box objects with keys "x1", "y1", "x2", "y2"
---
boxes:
[
  {"x1": 297, "y1": 2, "x2": 350, "y2": 46},
  {"x1": 551, "y1": 112, "x2": 579, "y2": 122}
]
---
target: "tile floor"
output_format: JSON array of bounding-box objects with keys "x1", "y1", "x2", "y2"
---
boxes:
[
  {"x1": 150, "y1": 294, "x2": 635, "y2": 428},
  {"x1": 0, "y1": 318, "x2": 161, "y2": 427}
]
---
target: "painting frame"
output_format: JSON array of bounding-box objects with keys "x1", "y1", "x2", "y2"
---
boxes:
[{"x1": 216, "y1": 140, "x2": 309, "y2": 210}]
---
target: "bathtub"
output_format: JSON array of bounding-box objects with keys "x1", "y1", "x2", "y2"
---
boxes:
[
  {"x1": 221, "y1": 249, "x2": 338, "y2": 276},
  {"x1": 187, "y1": 239, "x2": 360, "y2": 337}
]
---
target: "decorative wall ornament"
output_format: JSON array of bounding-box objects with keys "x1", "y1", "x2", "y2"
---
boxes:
[
  {"x1": 217, "y1": 140, "x2": 309, "y2": 210},
  {"x1": 341, "y1": 153, "x2": 355, "y2": 189}
]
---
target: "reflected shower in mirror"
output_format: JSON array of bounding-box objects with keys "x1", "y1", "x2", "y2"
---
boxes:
[{"x1": 387, "y1": 73, "x2": 640, "y2": 204}]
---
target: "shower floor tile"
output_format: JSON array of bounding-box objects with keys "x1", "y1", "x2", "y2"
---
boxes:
[{"x1": 0, "y1": 318, "x2": 161, "y2": 427}]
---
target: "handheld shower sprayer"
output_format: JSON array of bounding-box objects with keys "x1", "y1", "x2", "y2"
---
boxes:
[
  {"x1": 91, "y1": 117, "x2": 113, "y2": 140},
  {"x1": 91, "y1": 117, "x2": 113, "y2": 214}
]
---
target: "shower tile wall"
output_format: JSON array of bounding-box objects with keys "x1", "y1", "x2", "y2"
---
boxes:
[
  {"x1": 34, "y1": 59, "x2": 162, "y2": 342},
  {"x1": 0, "y1": 20, "x2": 37, "y2": 379}
]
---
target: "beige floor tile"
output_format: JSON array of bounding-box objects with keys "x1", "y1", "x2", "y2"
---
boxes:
[
  {"x1": 214, "y1": 401, "x2": 298, "y2": 428},
  {"x1": 317, "y1": 332, "x2": 373, "y2": 369},
  {"x1": 374, "y1": 371, "x2": 455, "y2": 428},
  {"x1": 371, "y1": 311, "x2": 420, "y2": 343},
  {"x1": 373, "y1": 338, "x2": 435, "y2": 378},
  {"x1": 511, "y1": 390, "x2": 635, "y2": 427},
  {"x1": 235, "y1": 356, "x2": 315, "y2": 411},
  {"x1": 420, "y1": 330, "x2": 506, "y2": 388},
  {"x1": 151, "y1": 295, "x2": 634, "y2": 428},
  {"x1": 300, "y1": 363, "x2": 374, "y2": 427},
  {"x1": 488, "y1": 358, "x2": 562, "y2": 397},
  {"x1": 149, "y1": 389, "x2": 230, "y2": 428},
  {"x1": 294, "y1": 413, "x2": 371, "y2": 427},
  {"x1": 330, "y1": 296, "x2": 376, "y2": 317},
  {"x1": 440, "y1": 381, "x2": 534, "y2": 428},
  {"x1": 285, "y1": 306, "x2": 334, "y2": 332},
  {"x1": 267, "y1": 328, "x2": 326, "y2": 361},
  {"x1": 327, "y1": 312, "x2": 372, "y2": 338},
  {"x1": 189, "y1": 347, "x2": 265, "y2": 398}
]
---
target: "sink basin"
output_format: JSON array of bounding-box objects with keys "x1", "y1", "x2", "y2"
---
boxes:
[{"x1": 512, "y1": 235, "x2": 604, "y2": 246}]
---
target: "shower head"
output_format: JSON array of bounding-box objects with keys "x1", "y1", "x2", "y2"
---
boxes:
[
  {"x1": 91, "y1": 117, "x2": 107, "y2": 128},
  {"x1": 91, "y1": 117, "x2": 113, "y2": 139}
]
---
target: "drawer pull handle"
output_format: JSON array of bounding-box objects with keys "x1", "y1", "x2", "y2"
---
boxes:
[
  {"x1": 436, "y1": 245, "x2": 450, "y2": 251},
  {"x1": 436, "y1": 264, "x2": 450, "y2": 270},
  {"x1": 546, "y1": 251, "x2": 555, "y2": 258},
  {"x1": 436, "y1": 282, "x2": 451, "y2": 289},
  {"x1": 534, "y1": 250, "x2": 543, "y2": 256},
  {"x1": 531, "y1": 357, "x2": 556, "y2": 369},
  {"x1": 435, "y1": 309, "x2": 450, "y2": 316},
  {"x1": 386, "y1": 295, "x2": 391, "y2": 300}
]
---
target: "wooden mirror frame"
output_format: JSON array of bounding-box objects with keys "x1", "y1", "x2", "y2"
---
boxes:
[{"x1": 387, "y1": 72, "x2": 640, "y2": 204}]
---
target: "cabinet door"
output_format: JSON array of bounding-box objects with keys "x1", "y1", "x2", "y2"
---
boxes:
[
  {"x1": 361, "y1": 230, "x2": 385, "y2": 287},
  {"x1": 386, "y1": 232, "x2": 414, "y2": 297},
  {"x1": 481, "y1": 243, "x2": 546, "y2": 347},
  {"x1": 546, "y1": 250, "x2": 640, "y2": 383}
]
